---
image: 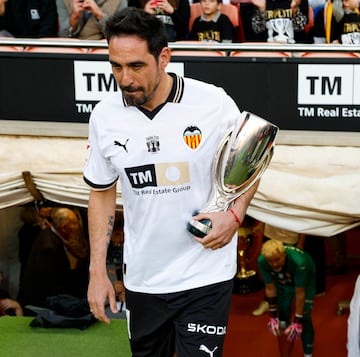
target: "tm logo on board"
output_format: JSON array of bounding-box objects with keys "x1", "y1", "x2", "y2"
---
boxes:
[{"x1": 297, "y1": 64, "x2": 360, "y2": 105}]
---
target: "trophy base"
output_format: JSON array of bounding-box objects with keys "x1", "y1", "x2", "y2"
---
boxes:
[
  {"x1": 236, "y1": 269, "x2": 257, "y2": 280},
  {"x1": 233, "y1": 273, "x2": 263, "y2": 295},
  {"x1": 187, "y1": 218, "x2": 212, "y2": 238}
]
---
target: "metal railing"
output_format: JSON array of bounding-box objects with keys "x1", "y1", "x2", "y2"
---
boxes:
[{"x1": 0, "y1": 37, "x2": 360, "y2": 55}]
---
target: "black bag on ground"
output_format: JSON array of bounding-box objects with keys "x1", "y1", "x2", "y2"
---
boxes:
[{"x1": 27, "y1": 294, "x2": 97, "y2": 330}]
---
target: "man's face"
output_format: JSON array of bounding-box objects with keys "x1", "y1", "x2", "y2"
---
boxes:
[
  {"x1": 266, "y1": 251, "x2": 286, "y2": 272},
  {"x1": 108, "y1": 35, "x2": 165, "y2": 108},
  {"x1": 61, "y1": 212, "x2": 80, "y2": 241}
]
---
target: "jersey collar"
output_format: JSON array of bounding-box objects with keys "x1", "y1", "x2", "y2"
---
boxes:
[{"x1": 122, "y1": 73, "x2": 184, "y2": 119}]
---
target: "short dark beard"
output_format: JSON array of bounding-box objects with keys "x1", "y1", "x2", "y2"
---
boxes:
[{"x1": 121, "y1": 73, "x2": 161, "y2": 107}]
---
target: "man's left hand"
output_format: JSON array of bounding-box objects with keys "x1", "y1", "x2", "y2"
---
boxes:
[{"x1": 193, "y1": 210, "x2": 239, "y2": 250}]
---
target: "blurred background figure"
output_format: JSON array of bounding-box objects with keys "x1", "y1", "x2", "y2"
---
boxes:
[
  {"x1": 57, "y1": 0, "x2": 128, "y2": 39},
  {"x1": 131, "y1": 0, "x2": 190, "y2": 41},
  {"x1": 250, "y1": 0, "x2": 311, "y2": 43},
  {"x1": 332, "y1": 0, "x2": 360, "y2": 44},
  {"x1": 0, "y1": 271, "x2": 23, "y2": 316},
  {"x1": 258, "y1": 239, "x2": 316, "y2": 357},
  {"x1": 0, "y1": 0, "x2": 58, "y2": 38},
  {"x1": 252, "y1": 224, "x2": 305, "y2": 316},
  {"x1": 107, "y1": 211, "x2": 126, "y2": 316},
  {"x1": 18, "y1": 207, "x2": 88, "y2": 312},
  {"x1": 17, "y1": 201, "x2": 53, "y2": 298},
  {"x1": 189, "y1": 0, "x2": 235, "y2": 42}
]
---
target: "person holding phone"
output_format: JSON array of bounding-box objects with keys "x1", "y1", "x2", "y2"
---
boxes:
[{"x1": 57, "y1": 0, "x2": 128, "y2": 39}]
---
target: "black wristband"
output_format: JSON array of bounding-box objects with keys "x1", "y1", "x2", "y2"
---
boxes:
[
  {"x1": 269, "y1": 308, "x2": 278, "y2": 318},
  {"x1": 294, "y1": 315, "x2": 303, "y2": 324},
  {"x1": 266, "y1": 296, "x2": 278, "y2": 305}
]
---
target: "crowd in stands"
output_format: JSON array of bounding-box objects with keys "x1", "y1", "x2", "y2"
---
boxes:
[{"x1": 0, "y1": 0, "x2": 359, "y2": 44}]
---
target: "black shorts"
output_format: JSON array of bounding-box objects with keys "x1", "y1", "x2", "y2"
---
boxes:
[{"x1": 125, "y1": 280, "x2": 233, "y2": 357}]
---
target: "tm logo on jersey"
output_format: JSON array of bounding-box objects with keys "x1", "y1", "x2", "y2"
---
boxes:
[{"x1": 125, "y1": 162, "x2": 190, "y2": 189}]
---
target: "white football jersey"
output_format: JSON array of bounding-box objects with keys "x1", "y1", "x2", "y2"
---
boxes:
[{"x1": 84, "y1": 74, "x2": 243, "y2": 293}]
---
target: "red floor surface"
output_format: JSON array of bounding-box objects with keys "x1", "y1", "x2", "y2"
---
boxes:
[{"x1": 224, "y1": 266, "x2": 359, "y2": 357}]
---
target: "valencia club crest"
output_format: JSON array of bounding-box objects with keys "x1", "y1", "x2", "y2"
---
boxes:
[{"x1": 183, "y1": 126, "x2": 202, "y2": 150}]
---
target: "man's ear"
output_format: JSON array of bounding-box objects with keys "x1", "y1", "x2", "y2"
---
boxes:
[{"x1": 159, "y1": 47, "x2": 171, "y2": 70}]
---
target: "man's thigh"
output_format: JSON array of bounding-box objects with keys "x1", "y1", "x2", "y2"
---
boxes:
[
  {"x1": 174, "y1": 281, "x2": 233, "y2": 357},
  {"x1": 125, "y1": 280, "x2": 233, "y2": 357}
]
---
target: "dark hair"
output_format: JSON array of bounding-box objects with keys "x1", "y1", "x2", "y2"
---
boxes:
[{"x1": 105, "y1": 8, "x2": 168, "y2": 59}]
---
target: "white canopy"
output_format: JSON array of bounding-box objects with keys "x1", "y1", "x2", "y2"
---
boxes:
[{"x1": 1, "y1": 134, "x2": 359, "y2": 237}]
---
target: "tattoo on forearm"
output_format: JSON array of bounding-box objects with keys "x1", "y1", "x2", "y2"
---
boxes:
[{"x1": 106, "y1": 215, "x2": 115, "y2": 243}]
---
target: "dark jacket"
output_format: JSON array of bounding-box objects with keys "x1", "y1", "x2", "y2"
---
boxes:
[
  {"x1": 0, "y1": 0, "x2": 58, "y2": 38},
  {"x1": 19, "y1": 227, "x2": 75, "y2": 309},
  {"x1": 128, "y1": 0, "x2": 190, "y2": 40}
]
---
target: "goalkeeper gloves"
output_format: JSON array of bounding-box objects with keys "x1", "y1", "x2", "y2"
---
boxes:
[
  {"x1": 267, "y1": 297, "x2": 280, "y2": 336},
  {"x1": 284, "y1": 315, "x2": 303, "y2": 342},
  {"x1": 267, "y1": 317, "x2": 281, "y2": 336}
]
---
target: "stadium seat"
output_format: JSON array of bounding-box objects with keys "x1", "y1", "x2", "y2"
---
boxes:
[
  {"x1": 24, "y1": 38, "x2": 87, "y2": 54},
  {"x1": 229, "y1": 42, "x2": 291, "y2": 57},
  {"x1": 299, "y1": 51, "x2": 360, "y2": 58},
  {"x1": 87, "y1": 39, "x2": 109, "y2": 54},
  {"x1": 171, "y1": 41, "x2": 226, "y2": 57},
  {"x1": 0, "y1": 37, "x2": 24, "y2": 52},
  {"x1": 0, "y1": 45, "x2": 23, "y2": 52}
]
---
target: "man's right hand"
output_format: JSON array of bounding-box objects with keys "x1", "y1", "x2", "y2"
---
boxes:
[{"x1": 87, "y1": 274, "x2": 118, "y2": 324}]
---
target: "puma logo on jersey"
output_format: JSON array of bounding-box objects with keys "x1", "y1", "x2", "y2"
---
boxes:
[
  {"x1": 199, "y1": 344, "x2": 218, "y2": 357},
  {"x1": 114, "y1": 139, "x2": 129, "y2": 153}
]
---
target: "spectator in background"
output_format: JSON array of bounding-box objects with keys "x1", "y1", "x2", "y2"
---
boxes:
[
  {"x1": 0, "y1": 271, "x2": 23, "y2": 316},
  {"x1": 189, "y1": 0, "x2": 234, "y2": 42},
  {"x1": 106, "y1": 211, "x2": 125, "y2": 312},
  {"x1": 130, "y1": 0, "x2": 190, "y2": 40},
  {"x1": 57, "y1": 0, "x2": 128, "y2": 39},
  {"x1": 331, "y1": 0, "x2": 360, "y2": 43},
  {"x1": 0, "y1": 0, "x2": 58, "y2": 38},
  {"x1": 251, "y1": 0, "x2": 311, "y2": 43},
  {"x1": 19, "y1": 208, "x2": 87, "y2": 311},
  {"x1": 0, "y1": 294, "x2": 23, "y2": 316},
  {"x1": 53, "y1": 207, "x2": 90, "y2": 298},
  {"x1": 17, "y1": 201, "x2": 53, "y2": 300}
]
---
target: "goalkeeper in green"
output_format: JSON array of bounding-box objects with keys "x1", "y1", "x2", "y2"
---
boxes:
[{"x1": 258, "y1": 239, "x2": 316, "y2": 357}]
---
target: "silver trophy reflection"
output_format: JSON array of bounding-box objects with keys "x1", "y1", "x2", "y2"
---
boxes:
[{"x1": 187, "y1": 112, "x2": 278, "y2": 237}]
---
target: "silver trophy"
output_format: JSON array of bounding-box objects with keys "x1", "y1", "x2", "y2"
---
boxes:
[{"x1": 187, "y1": 111, "x2": 279, "y2": 238}]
